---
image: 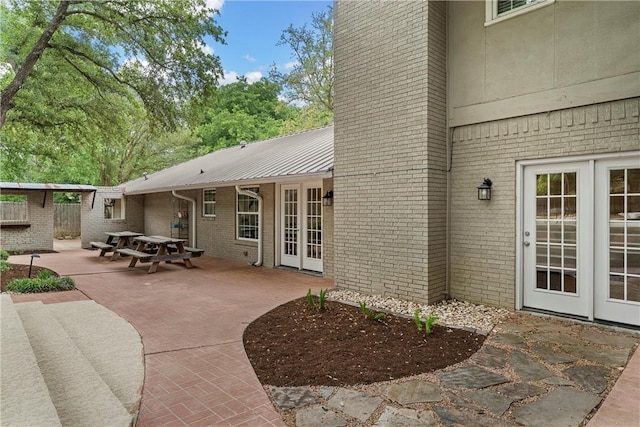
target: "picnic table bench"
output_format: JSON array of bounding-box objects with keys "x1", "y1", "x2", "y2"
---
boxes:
[
  {"x1": 91, "y1": 231, "x2": 143, "y2": 259},
  {"x1": 118, "y1": 235, "x2": 204, "y2": 273},
  {"x1": 90, "y1": 241, "x2": 116, "y2": 256}
]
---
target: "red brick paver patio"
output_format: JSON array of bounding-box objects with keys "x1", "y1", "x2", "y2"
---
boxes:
[{"x1": 10, "y1": 242, "x2": 333, "y2": 426}]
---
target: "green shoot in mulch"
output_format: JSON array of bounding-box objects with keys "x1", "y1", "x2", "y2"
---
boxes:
[
  {"x1": 6, "y1": 270, "x2": 75, "y2": 293},
  {"x1": 306, "y1": 288, "x2": 328, "y2": 310},
  {"x1": 359, "y1": 301, "x2": 386, "y2": 321},
  {"x1": 0, "y1": 249, "x2": 9, "y2": 273},
  {"x1": 414, "y1": 308, "x2": 438, "y2": 334}
]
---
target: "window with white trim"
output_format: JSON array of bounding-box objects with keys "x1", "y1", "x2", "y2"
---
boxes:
[
  {"x1": 104, "y1": 197, "x2": 125, "y2": 220},
  {"x1": 237, "y1": 187, "x2": 259, "y2": 241},
  {"x1": 486, "y1": 0, "x2": 553, "y2": 25},
  {"x1": 203, "y1": 189, "x2": 216, "y2": 217}
]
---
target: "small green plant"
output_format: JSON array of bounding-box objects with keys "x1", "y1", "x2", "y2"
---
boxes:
[
  {"x1": 306, "y1": 288, "x2": 316, "y2": 308},
  {"x1": 0, "y1": 249, "x2": 9, "y2": 261},
  {"x1": 306, "y1": 288, "x2": 329, "y2": 310},
  {"x1": 414, "y1": 308, "x2": 438, "y2": 334},
  {"x1": 0, "y1": 260, "x2": 10, "y2": 273},
  {"x1": 6, "y1": 275, "x2": 75, "y2": 293},
  {"x1": 318, "y1": 288, "x2": 328, "y2": 310},
  {"x1": 359, "y1": 301, "x2": 385, "y2": 321}
]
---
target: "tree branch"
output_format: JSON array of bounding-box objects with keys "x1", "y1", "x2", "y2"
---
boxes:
[{"x1": 0, "y1": 1, "x2": 71, "y2": 129}]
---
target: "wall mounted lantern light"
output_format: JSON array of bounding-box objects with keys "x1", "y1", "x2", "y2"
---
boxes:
[
  {"x1": 477, "y1": 178, "x2": 492, "y2": 201},
  {"x1": 322, "y1": 190, "x2": 334, "y2": 206}
]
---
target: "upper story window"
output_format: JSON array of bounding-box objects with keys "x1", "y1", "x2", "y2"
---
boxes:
[
  {"x1": 486, "y1": 0, "x2": 554, "y2": 26},
  {"x1": 104, "y1": 197, "x2": 125, "y2": 220},
  {"x1": 203, "y1": 189, "x2": 216, "y2": 217},
  {"x1": 237, "y1": 187, "x2": 259, "y2": 241}
]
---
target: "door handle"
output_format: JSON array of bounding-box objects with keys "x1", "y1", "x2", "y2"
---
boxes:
[{"x1": 524, "y1": 241, "x2": 530, "y2": 247}]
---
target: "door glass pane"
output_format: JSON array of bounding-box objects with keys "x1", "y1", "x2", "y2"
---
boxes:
[
  {"x1": 628, "y1": 276, "x2": 640, "y2": 302},
  {"x1": 564, "y1": 173, "x2": 576, "y2": 196},
  {"x1": 564, "y1": 246, "x2": 576, "y2": 269},
  {"x1": 564, "y1": 221, "x2": 576, "y2": 245},
  {"x1": 610, "y1": 169, "x2": 625, "y2": 194},
  {"x1": 549, "y1": 173, "x2": 562, "y2": 195},
  {"x1": 536, "y1": 174, "x2": 548, "y2": 196},
  {"x1": 628, "y1": 169, "x2": 640, "y2": 193},
  {"x1": 608, "y1": 168, "x2": 640, "y2": 302}
]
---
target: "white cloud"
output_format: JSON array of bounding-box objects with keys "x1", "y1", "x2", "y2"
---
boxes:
[
  {"x1": 245, "y1": 71, "x2": 262, "y2": 83},
  {"x1": 285, "y1": 61, "x2": 298, "y2": 70},
  {"x1": 219, "y1": 70, "x2": 240, "y2": 86},
  {"x1": 244, "y1": 54, "x2": 256, "y2": 62},
  {"x1": 219, "y1": 70, "x2": 263, "y2": 86},
  {"x1": 206, "y1": 0, "x2": 224, "y2": 12},
  {"x1": 200, "y1": 43, "x2": 214, "y2": 56}
]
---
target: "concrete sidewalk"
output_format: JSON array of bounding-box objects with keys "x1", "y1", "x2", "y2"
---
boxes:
[{"x1": 8, "y1": 244, "x2": 639, "y2": 426}]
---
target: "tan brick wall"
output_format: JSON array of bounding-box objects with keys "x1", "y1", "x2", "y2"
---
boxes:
[
  {"x1": 449, "y1": 98, "x2": 640, "y2": 308},
  {"x1": 322, "y1": 177, "x2": 334, "y2": 278},
  {"x1": 334, "y1": 1, "x2": 447, "y2": 304},
  {"x1": 81, "y1": 187, "x2": 144, "y2": 248},
  {"x1": 1, "y1": 191, "x2": 54, "y2": 252},
  {"x1": 141, "y1": 184, "x2": 277, "y2": 266}
]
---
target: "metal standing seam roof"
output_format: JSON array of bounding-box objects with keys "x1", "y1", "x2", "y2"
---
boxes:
[
  {"x1": 121, "y1": 125, "x2": 334, "y2": 195},
  {"x1": 0, "y1": 182, "x2": 97, "y2": 192}
]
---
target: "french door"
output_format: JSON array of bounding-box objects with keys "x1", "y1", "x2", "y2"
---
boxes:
[
  {"x1": 594, "y1": 157, "x2": 640, "y2": 325},
  {"x1": 280, "y1": 183, "x2": 323, "y2": 272},
  {"x1": 522, "y1": 162, "x2": 591, "y2": 318},
  {"x1": 521, "y1": 154, "x2": 640, "y2": 326}
]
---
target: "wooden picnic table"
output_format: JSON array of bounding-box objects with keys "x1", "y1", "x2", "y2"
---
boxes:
[
  {"x1": 117, "y1": 235, "x2": 203, "y2": 274},
  {"x1": 90, "y1": 231, "x2": 143, "y2": 258}
]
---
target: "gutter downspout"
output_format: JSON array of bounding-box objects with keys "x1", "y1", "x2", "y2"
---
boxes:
[
  {"x1": 235, "y1": 186, "x2": 263, "y2": 266},
  {"x1": 172, "y1": 190, "x2": 197, "y2": 247}
]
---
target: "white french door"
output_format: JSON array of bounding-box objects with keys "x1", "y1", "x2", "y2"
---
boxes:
[
  {"x1": 522, "y1": 162, "x2": 591, "y2": 318},
  {"x1": 521, "y1": 154, "x2": 640, "y2": 326},
  {"x1": 594, "y1": 157, "x2": 640, "y2": 325},
  {"x1": 280, "y1": 183, "x2": 323, "y2": 273}
]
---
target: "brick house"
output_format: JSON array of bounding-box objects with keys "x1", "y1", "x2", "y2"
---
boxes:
[
  {"x1": 72, "y1": 1, "x2": 640, "y2": 327},
  {"x1": 332, "y1": 0, "x2": 639, "y2": 326},
  {"x1": 82, "y1": 126, "x2": 335, "y2": 276}
]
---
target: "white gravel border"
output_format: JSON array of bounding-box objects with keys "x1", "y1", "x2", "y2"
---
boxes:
[{"x1": 327, "y1": 289, "x2": 511, "y2": 334}]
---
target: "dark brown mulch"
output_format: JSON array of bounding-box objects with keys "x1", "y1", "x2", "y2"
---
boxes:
[
  {"x1": 243, "y1": 297, "x2": 487, "y2": 387},
  {"x1": 1, "y1": 264, "x2": 57, "y2": 292}
]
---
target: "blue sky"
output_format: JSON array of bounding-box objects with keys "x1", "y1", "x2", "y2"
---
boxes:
[{"x1": 204, "y1": 0, "x2": 332, "y2": 85}]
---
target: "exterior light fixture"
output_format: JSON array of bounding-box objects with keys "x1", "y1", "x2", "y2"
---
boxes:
[
  {"x1": 322, "y1": 190, "x2": 334, "y2": 206},
  {"x1": 28, "y1": 253, "x2": 40, "y2": 278},
  {"x1": 477, "y1": 178, "x2": 492, "y2": 201}
]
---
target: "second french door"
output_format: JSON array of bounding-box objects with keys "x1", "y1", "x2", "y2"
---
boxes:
[{"x1": 280, "y1": 183, "x2": 323, "y2": 273}]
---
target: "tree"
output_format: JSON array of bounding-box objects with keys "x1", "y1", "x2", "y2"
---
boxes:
[
  {"x1": 195, "y1": 77, "x2": 294, "y2": 154},
  {"x1": 273, "y1": 6, "x2": 334, "y2": 113},
  {"x1": 0, "y1": 0, "x2": 225, "y2": 130}
]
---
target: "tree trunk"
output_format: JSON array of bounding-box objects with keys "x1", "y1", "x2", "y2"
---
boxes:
[{"x1": 0, "y1": 1, "x2": 70, "y2": 129}]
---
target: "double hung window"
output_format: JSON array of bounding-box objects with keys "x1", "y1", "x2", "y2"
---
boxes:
[
  {"x1": 203, "y1": 189, "x2": 216, "y2": 217},
  {"x1": 237, "y1": 187, "x2": 259, "y2": 240}
]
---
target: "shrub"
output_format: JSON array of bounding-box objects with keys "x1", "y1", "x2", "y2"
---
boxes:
[
  {"x1": 0, "y1": 260, "x2": 10, "y2": 273},
  {"x1": 0, "y1": 249, "x2": 9, "y2": 261},
  {"x1": 6, "y1": 274, "x2": 75, "y2": 293}
]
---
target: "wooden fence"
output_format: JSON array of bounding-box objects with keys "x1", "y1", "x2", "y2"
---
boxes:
[
  {"x1": 54, "y1": 204, "x2": 81, "y2": 237},
  {"x1": 0, "y1": 202, "x2": 81, "y2": 237}
]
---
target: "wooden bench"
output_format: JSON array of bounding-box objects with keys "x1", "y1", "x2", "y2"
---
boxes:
[
  {"x1": 90, "y1": 241, "x2": 116, "y2": 257},
  {"x1": 166, "y1": 245, "x2": 205, "y2": 257},
  {"x1": 116, "y1": 248, "x2": 153, "y2": 262}
]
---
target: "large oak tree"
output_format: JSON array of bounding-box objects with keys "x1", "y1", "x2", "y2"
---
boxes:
[{"x1": 0, "y1": 0, "x2": 226, "y2": 130}]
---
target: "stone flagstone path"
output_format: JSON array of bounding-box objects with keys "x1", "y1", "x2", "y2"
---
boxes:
[{"x1": 265, "y1": 313, "x2": 638, "y2": 427}]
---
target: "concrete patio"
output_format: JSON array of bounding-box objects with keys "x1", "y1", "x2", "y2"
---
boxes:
[{"x1": 4, "y1": 240, "x2": 639, "y2": 426}]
